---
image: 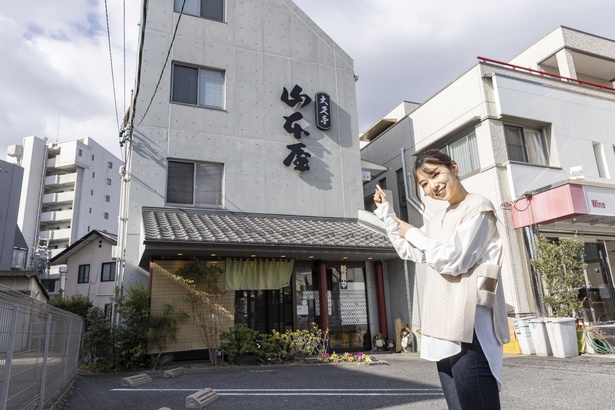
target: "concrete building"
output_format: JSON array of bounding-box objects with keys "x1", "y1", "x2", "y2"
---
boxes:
[
  {"x1": 361, "y1": 26, "x2": 615, "y2": 329},
  {"x1": 0, "y1": 159, "x2": 25, "y2": 271},
  {"x1": 6, "y1": 136, "x2": 122, "y2": 295},
  {"x1": 118, "y1": 0, "x2": 399, "y2": 357}
]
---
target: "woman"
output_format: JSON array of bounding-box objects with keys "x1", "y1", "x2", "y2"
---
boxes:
[{"x1": 373, "y1": 149, "x2": 509, "y2": 410}]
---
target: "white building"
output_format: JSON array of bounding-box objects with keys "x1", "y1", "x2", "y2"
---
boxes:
[
  {"x1": 362, "y1": 26, "x2": 615, "y2": 327},
  {"x1": 49, "y1": 230, "x2": 118, "y2": 310},
  {"x1": 6, "y1": 136, "x2": 122, "y2": 295},
  {"x1": 119, "y1": 0, "x2": 399, "y2": 357}
]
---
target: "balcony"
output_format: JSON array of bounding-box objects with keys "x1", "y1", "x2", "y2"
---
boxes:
[
  {"x1": 39, "y1": 228, "x2": 71, "y2": 242},
  {"x1": 44, "y1": 173, "x2": 77, "y2": 188},
  {"x1": 42, "y1": 191, "x2": 74, "y2": 206},
  {"x1": 40, "y1": 209, "x2": 73, "y2": 224}
]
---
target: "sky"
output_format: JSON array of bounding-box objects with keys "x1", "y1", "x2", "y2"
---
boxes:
[{"x1": 1, "y1": 0, "x2": 614, "y2": 161}]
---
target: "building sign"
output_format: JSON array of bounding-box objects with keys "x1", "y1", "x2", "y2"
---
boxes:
[
  {"x1": 314, "y1": 92, "x2": 331, "y2": 130},
  {"x1": 584, "y1": 186, "x2": 615, "y2": 216},
  {"x1": 362, "y1": 171, "x2": 371, "y2": 181},
  {"x1": 280, "y1": 85, "x2": 333, "y2": 172}
]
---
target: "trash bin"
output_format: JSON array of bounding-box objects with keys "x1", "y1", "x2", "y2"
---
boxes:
[
  {"x1": 514, "y1": 317, "x2": 536, "y2": 355},
  {"x1": 545, "y1": 317, "x2": 579, "y2": 358},
  {"x1": 529, "y1": 318, "x2": 552, "y2": 356}
]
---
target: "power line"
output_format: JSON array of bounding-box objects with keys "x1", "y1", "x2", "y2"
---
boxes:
[
  {"x1": 104, "y1": 0, "x2": 121, "y2": 133},
  {"x1": 135, "y1": 0, "x2": 187, "y2": 127}
]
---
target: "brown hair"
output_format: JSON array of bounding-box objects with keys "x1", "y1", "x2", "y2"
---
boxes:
[{"x1": 413, "y1": 149, "x2": 455, "y2": 201}]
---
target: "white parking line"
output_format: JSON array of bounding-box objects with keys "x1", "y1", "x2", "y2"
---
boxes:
[{"x1": 111, "y1": 388, "x2": 443, "y2": 396}]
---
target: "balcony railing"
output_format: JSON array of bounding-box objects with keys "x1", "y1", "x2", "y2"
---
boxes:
[
  {"x1": 44, "y1": 173, "x2": 77, "y2": 187},
  {"x1": 40, "y1": 209, "x2": 73, "y2": 224},
  {"x1": 477, "y1": 56, "x2": 615, "y2": 93},
  {"x1": 42, "y1": 191, "x2": 75, "y2": 205},
  {"x1": 38, "y1": 228, "x2": 71, "y2": 242}
]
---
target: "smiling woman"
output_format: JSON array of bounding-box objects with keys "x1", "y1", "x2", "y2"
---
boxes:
[{"x1": 373, "y1": 149, "x2": 510, "y2": 410}]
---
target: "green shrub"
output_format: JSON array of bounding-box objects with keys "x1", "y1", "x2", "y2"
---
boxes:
[
  {"x1": 220, "y1": 323, "x2": 326, "y2": 365},
  {"x1": 531, "y1": 235, "x2": 587, "y2": 317},
  {"x1": 219, "y1": 323, "x2": 260, "y2": 364}
]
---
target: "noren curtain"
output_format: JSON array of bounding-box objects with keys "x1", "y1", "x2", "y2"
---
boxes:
[{"x1": 225, "y1": 259, "x2": 294, "y2": 290}]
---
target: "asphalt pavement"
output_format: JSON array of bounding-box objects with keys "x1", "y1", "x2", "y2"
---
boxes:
[{"x1": 59, "y1": 352, "x2": 615, "y2": 410}]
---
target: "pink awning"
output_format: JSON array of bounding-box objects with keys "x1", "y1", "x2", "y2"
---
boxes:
[{"x1": 510, "y1": 184, "x2": 588, "y2": 228}]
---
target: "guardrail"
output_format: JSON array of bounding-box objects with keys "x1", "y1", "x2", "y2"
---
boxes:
[{"x1": 0, "y1": 285, "x2": 84, "y2": 409}]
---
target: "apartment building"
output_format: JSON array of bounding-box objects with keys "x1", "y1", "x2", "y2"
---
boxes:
[
  {"x1": 0, "y1": 159, "x2": 25, "y2": 271},
  {"x1": 119, "y1": 0, "x2": 399, "y2": 357},
  {"x1": 6, "y1": 136, "x2": 122, "y2": 295},
  {"x1": 362, "y1": 26, "x2": 615, "y2": 327}
]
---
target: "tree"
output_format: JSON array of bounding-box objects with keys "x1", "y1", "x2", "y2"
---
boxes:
[
  {"x1": 148, "y1": 303, "x2": 189, "y2": 369},
  {"x1": 49, "y1": 294, "x2": 93, "y2": 320},
  {"x1": 531, "y1": 235, "x2": 587, "y2": 317},
  {"x1": 174, "y1": 260, "x2": 226, "y2": 365}
]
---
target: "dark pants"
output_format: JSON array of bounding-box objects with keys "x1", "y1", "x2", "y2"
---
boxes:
[{"x1": 436, "y1": 332, "x2": 500, "y2": 410}]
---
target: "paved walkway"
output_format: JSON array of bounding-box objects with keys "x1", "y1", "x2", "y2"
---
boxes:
[{"x1": 60, "y1": 353, "x2": 615, "y2": 410}]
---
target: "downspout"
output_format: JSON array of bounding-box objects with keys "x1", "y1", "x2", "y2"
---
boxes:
[{"x1": 400, "y1": 147, "x2": 422, "y2": 327}]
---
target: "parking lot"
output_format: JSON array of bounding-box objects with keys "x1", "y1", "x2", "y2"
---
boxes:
[{"x1": 60, "y1": 353, "x2": 615, "y2": 410}]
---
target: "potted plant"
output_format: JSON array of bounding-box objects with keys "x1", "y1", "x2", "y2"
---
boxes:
[{"x1": 530, "y1": 234, "x2": 587, "y2": 357}]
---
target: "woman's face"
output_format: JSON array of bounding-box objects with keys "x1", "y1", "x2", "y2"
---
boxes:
[{"x1": 416, "y1": 162, "x2": 465, "y2": 204}]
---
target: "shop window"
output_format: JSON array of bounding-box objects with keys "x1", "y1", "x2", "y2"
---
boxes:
[
  {"x1": 167, "y1": 160, "x2": 223, "y2": 206},
  {"x1": 504, "y1": 125, "x2": 549, "y2": 166},
  {"x1": 326, "y1": 264, "x2": 370, "y2": 352},
  {"x1": 174, "y1": 0, "x2": 224, "y2": 22},
  {"x1": 172, "y1": 64, "x2": 225, "y2": 109}
]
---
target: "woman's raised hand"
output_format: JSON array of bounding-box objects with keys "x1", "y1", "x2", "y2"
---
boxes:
[{"x1": 389, "y1": 214, "x2": 413, "y2": 238}]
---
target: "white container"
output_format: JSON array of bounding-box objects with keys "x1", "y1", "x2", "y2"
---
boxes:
[
  {"x1": 529, "y1": 318, "x2": 552, "y2": 356},
  {"x1": 514, "y1": 317, "x2": 536, "y2": 355},
  {"x1": 545, "y1": 317, "x2": 579, "y2": 358}
]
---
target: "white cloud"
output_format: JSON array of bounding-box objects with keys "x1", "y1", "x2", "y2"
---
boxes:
[
  {"x1": 1, "y1": 0, "x2": 140, "y2": 159},
  {"x1": 1, "y1": 0, "x2": 614, "y2": 160}
]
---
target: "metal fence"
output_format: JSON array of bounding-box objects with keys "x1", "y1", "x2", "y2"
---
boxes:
[{"x1": 0, "y1": 285, "x2": 84, "y2": 410}]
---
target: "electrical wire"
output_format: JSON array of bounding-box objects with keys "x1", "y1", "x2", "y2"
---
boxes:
[
  {"x1": 135, "y1": 0, "x2": 187, "y2": 127},
  {"x1": 104, "y1": 0, "x2": 121, "y2": 134}
]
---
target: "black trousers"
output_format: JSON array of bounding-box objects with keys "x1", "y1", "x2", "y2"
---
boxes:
[{"x1": 436, "y1": 332, "x2": 501, "y2": 410}]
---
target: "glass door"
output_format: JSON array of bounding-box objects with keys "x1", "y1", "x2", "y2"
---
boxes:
[{"x1": 582, "y1": 243, "x2": 615, "y2": 323}]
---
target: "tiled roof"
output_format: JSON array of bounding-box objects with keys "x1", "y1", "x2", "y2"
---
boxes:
[{"x1": 142, "y1": 207, "x2": 393, "y2": 249}]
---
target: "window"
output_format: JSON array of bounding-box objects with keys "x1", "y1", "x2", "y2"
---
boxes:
[
  {"x1": 78, "y1": 264, "x2": 90, "y2": 284},
  {"x1": 593, "y1": 143, "x2": 607, "y2": 178},
  {"x1": 92, "y1": 172, "x2": 95, "y2": 177},
  {"x1": 78, "y1": 149, "x2": 83, "y2": 156},
  {"x1": 89, "y1": 207, "x2": 92, "y2": 214},
  {"x1": 91, "y1": 189, "x2": 94, "y2": 196},
  {"x1": 106, "y1": 178, "x2": 112, "y2": 185},
  {"x1": 504, "y1": 125, "x2": 549, "y2": 166},
  {"x1": 167, "y1": 160, "x2": 223, "y2": 206},
  {"x1": 101, "y1": 262, "x2": 116, "y2": 282},
  {"x1": 440, "y1": 130, "x2": 479, "y2": 176},
  {"x1": 11, "y1": 248, "x2": 27, "y2": 270},
  {"x1": 378, "y1": 178, "x2": 387, "y2": 190},
  {"x1": 108, "y1": 161, "x2": 113, "y2": 169},
  {"x1": 104, "y1": 212, "x2": 109, "y2": 220},
  {"x1": 174, "y1": 0, "x2": 224, "y2": 21},
  {"x1": 105, "y1": 195, "x2": 110, "y2": 202},
  {"x1": 172, "y1": 64, "x2": 225, "y2": 109},
  {"x1": 396, "y1": 168, "x2": 408, "y2": 222}
]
